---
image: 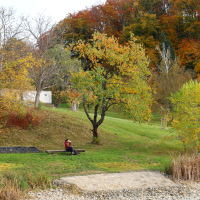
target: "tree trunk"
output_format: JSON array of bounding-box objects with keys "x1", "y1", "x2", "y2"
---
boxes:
[
  {"x1": 56, "y1": 95, "x2": 61, "y2": 108},
  {"x1": 34, "y1": 88, "x2": 42, "y2": 107},
  {"x1": 83, "y1": 97, "x2": 107, "y2": 141},
  {"x1": 87, "y1": 103, "x2": 90, "y2": 113},
  {"x1": 92, "y1": 124, "x2": 98, "y2": 138}
]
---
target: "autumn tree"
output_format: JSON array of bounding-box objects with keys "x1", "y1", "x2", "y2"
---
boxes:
[
  {"x1": 169, "y1": 80, "x2": 200, "y2": 152},
  {"x1": 71, "y1": 32, "x2": 152, "y2": 141},
  {"x1": 178, "y1": 39, "x2": 200, "y2": 72},
  {"x1": 54, "y1": 10, "x2": 94, "y2": 45}
]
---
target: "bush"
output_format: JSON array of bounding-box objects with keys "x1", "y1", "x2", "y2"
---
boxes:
[
  {"x1": 171, "y1": 153, "x2": 200, "y2": 181},
  {"x1": 5, "y1": 108, "x2": 43, "y2": 129}
]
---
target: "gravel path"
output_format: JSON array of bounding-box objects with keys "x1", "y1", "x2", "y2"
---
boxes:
[{"x1": 26, "y1": 171, "x2": 200, "y2": 200}]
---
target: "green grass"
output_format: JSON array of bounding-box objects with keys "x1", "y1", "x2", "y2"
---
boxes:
[{"x1": 0, "y1": 107, "x2": 183, "y2": 191}]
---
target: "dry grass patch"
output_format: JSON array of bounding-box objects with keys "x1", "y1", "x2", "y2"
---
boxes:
[
  {"x1": 171, "y1": 153, "x2": 200, "y2": 181},
  {"x1": 0, "y1": 179, "x2": 23, "y2": 200}
]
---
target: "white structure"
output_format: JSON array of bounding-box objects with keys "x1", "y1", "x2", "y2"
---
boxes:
[{"x1": 23, "y1": 91, "x2": 52, "y2": 104}]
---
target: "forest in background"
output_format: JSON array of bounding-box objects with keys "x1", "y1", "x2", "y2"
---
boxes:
[{"x1": 55, "y1": 0, "x2": 200, "y2": 71}]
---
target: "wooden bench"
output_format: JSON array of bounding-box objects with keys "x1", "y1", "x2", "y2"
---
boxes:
[{"x1": 45, "y1": 149, "x2": 85, "y2": 155}]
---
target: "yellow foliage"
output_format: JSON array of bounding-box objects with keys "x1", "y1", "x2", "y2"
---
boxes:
[{"x1": 0, "y1": 54, "x2": 35, "y2": 118}]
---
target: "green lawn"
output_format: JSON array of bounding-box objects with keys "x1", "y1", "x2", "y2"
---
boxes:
[{"x1": 0, "y1": 107, "x2": 183, "y2": 191}]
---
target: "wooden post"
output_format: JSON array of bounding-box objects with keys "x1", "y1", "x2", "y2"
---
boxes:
[{"x1": 161, "y1": 118, "x2": 167, "y2": 129}]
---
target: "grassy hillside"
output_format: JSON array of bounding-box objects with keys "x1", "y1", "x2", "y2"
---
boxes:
[{"x1": 0, "y1": 107, "x2": 183, "y2": 186}]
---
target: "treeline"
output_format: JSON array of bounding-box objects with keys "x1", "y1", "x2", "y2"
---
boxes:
[{"x1": 54, "y1": 0, "x2": 200, "y2": 70}]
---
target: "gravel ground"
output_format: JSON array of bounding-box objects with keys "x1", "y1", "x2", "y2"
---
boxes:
[{"x1": 25, "y1": 171, "x2": 200, "y2": 200}]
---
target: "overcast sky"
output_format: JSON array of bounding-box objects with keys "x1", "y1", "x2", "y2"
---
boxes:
[{"x1": 1, "y1": 0, "x2": 106, "y2": 23}]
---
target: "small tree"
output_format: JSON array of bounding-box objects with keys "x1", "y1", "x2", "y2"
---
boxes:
[
  {"x1": 71, "y1": 32, "x2": 152, "y2": 140},
  {"x1": 169, "y1": 80, "x2": 200, "y2": 152}
]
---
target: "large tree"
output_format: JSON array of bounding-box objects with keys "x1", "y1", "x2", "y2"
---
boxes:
[{"x1": 71, "y1": 32, "x2": 152, "y2": 140}]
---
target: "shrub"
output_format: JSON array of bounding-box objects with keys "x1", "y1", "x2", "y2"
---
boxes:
[
  {"x1": 5, "y1": 108, "x2": 43, "y2": 129},
  {"x1": 171, "y1": 153, "x2": 200, "y2": 181}
]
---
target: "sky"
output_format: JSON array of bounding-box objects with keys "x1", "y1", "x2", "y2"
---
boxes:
[{"x1": 1, "y1": 0, "x2": 107, "y2": 23}]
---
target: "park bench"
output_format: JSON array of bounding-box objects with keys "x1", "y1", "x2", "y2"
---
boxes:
[{"x1": 45, "y1": 149, "x2": 85, "y2": 155}]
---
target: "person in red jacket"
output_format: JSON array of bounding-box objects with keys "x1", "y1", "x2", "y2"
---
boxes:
[{"x1": 65, "y1": 139, "x2": 76, "y2": 155}]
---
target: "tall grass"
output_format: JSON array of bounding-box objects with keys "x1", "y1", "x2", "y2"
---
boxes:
[
  {"x1": 0, "y1": 178, "x2": 22, "y2": 200},
  {"x1": 0, "y1": 171, "x2": 52, "y2": 199},
  {"x1": 171, "y1": 153, "x2": 200, "y2": 180}
]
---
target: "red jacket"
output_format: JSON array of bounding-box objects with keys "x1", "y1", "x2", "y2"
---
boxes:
[{"x1": 65, "y1": 141, "x2": 71, "y2": 149}]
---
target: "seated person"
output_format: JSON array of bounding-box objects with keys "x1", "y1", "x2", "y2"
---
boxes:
[{"x1": 65, "y1": 139, "x2": 76, "y2": 155}]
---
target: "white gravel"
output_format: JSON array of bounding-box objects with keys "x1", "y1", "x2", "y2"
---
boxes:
[
  {"x1": 25, "y1": 171, "x2": 200, "y2": 200},
  {"x1": 54, "y1": 171, "x2": 178, "y2": 191}
]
